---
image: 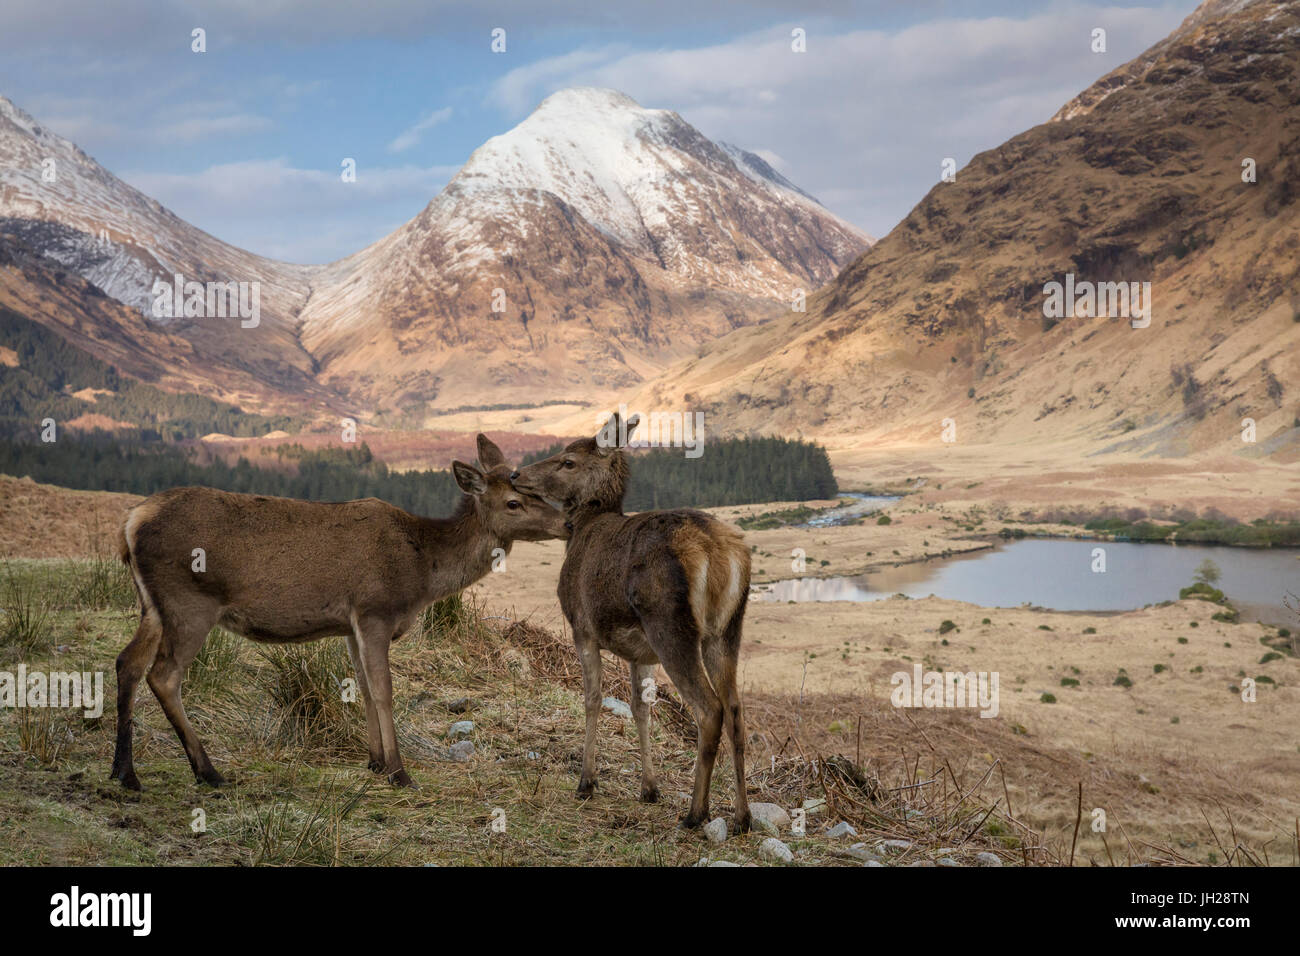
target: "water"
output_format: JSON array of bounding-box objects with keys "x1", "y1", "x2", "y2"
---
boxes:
[
  {"x1": 752, "y1": 538, "x2": 1300, "y2": 623},
  {"x1": 801, "y1": 492, "x2": 900, "y2": 527}
]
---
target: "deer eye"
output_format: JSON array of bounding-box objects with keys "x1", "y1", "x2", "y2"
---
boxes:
[
  {"x1": 507, "y1": 499, "x2": 522, "y2": 510},
  {"x1": 562, "y1": 459, "x2": 576, "y2": 469}
]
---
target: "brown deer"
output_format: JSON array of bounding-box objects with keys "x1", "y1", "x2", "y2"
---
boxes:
[
  {"x1": 511, "y1": 413, "x2": 751, "y2": 831},
  {"x1": 110, "y1": 435, "x2": 567, "y2": 791}
]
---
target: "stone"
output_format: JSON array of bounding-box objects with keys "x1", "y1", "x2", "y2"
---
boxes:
[
  {"x1": 447, "y1": 720, "x2": 474, "y2": 739},
  {"x1": 759, "y1": 838, "x2": 794, "y2": 863},
  {"x1": 601, "y1": 696, "x2": 632, "y2": 719},
  {"x1": 938, "y1": 856, "x2": 961, "y2": 867},
  {"x1": 709, "y1": 860, "x2": 740, "y2": 867},
  {"x1": 841, "y1": 843, "x2": 881, "y2": 863},
  {"x1": 802, "y1": 797, "x2": 827, "y2": 814},
  {"x1": 448, "y1": 740, "x2": 475, "y2": 762},
  {"x1": 975, "y1": 852, "x2": 1003, "y2": 867},
  {"x1": 878, "y1": 839, "x2": 913, "y2": 853},
  {"x1": 703, "y1": 818, "x2": 728, "y2": 844},
  {"x1": 446, "y1": 697, "x2": 473, "y2": 713},
  {"x1": 749, "y1": 802, "x2": 791, "y2": 831},
  {"x1": 864, "y1": 860, "x2": 886, "y2": 867},
  {"x1": 825, "y1": 821, "x2": 858, "y2": 839},
  {"x1": 754, "y1": 819, "x2": 780, "y2": 837}
]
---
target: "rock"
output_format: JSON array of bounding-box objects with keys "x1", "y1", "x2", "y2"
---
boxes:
[
  {"x1": 601, "y1": 696, "x2": 633, "y2": 719},
  {"x1": 802, "y1": 797, "x2": 827, "y2": 814},
  {"x1": 749, "y1": 802, "x2": 791, "y2": 831},
  {"x1": 447, "y1": 720, "x2": 474, "y2": 739},
  {"x1": 975, "y1": 852, "x2": 1003, "y2": 867},
  {"x1": 754, "y1": 819, "x2": 780, "y2": 837},
  {"x1": 446, "y1": 697, "x2": 473, "y2": 713},
  {"x1": 448, "y1": 740, "x2": 475, "y2": 762},
  {"x1": 526, "y1": 751, "x2": 540, "y2": 761},
  {"x1": 825, "y1": 821, "x2": 858, "y2": 839},
  {"x1": 841, "y1": 843, "x2": 881, "y2": 863},
  {"x1": 908, "y1": 860, "x2": 936, "y2": 867},
  {"x1": 878, "y1": 839, "x2": 913, "y2": 854},
  {"x1": 864, "y1": 860, "x2": 886, "y2": 867},
  {"x1": 703, "y1": 818, "x2": 728, "y2": 844},
  {"x1": 938, "y1": 856, "x2": 961, "y2": 867},
  {"x1": 759, "y1": 838, "x2": 794, "y2": 863},
  {"x1": 709, "y1": 860, "x2": 740, "y2": 867}
]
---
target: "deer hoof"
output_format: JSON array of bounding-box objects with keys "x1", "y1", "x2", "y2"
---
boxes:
[
  {"x1": 367, "y1": 757, "x2": 385, "y2": 774},
  {"x1": 388, "y1": 769, "x2": 418, "y2": 788},
  {"x1": 575, "y1": 779, "x2": 597, "y2": 799},
  {"x1": 733, "y1": 811, "x2": 752, "y2": 834},
  {"x1": 681, "y1": 811, "x2": 707, "y2": 830},
  {"x1": 640, "y1": 783, "x2": 660, "y2": 804},
  {"x1": 197, "y1": 769, "x2": 227, "y2": 788},
  {"x1": 113, "y1": 770, "x2": 143, "y2": 792}
]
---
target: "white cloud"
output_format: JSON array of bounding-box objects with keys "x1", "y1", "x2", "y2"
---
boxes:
[
  {"x1": 387, "y1": 106, "x2": 453, "y2": 153},
  {"x1": 123, "y1": 157, "x2": 460, "y2": 262},
  {"x1": 485, "y1": 4, "x2": 1189, "y2": 236}
]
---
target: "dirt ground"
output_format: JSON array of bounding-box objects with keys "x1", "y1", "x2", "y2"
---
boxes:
[{"x1": 3, "y1": 473, "x2": 1298, "y2": 860}]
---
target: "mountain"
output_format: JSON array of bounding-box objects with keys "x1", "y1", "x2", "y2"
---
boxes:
[
  {"x1": 617, "y1": 0, "x2": 1300, "y2": 464},
  {"x1": 295, "y1": 88, "x2": 871, "y2": 412},
  {"x1": 0, "y1": 88, "x2": 871, "y2": 418},
  {"x1": 0, "y1": 97, "x2": 322, "y2": 398}
]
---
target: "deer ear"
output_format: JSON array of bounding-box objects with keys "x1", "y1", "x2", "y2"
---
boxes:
[
  {"x1": 595, "y1": 412, "x2": 641, "y2": 454},
  {"x1": 452, "y1": 460, "x2": 487, "y2": 495},
  {"x1": 476, "y1": 434, "x2": 507, "y2": 471}
]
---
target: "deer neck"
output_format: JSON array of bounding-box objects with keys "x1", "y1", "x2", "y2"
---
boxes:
[{"x1": 416, "y1": 499, "x2": 505, "y2": 600}]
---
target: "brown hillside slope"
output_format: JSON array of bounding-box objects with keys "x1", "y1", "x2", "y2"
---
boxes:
[{"x1": 617, "y1": 0, "x2": 1300, "y2": 468}]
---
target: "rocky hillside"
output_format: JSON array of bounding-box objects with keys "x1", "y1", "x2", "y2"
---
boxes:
[
  {"x1": 618, "y1": 0, "x2": 1299, "y2": 463},
  {"x1": 0, "y1": 88, "x2": 870, "y2": 418},
  {"x1": 296, "y1": 89, "x2": 871, "y2": 412}
]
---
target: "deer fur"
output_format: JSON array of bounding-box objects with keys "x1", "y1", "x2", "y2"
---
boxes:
[
  {"x1": 511, "y1": 413, "x2": 751, "y2": 831},
  {"x1": 110, "y1": 435, "x2": 566, "y2": 791}
]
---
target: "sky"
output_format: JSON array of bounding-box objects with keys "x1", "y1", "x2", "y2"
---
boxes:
[{"x1": 0, "y1": 0, "x2": 1196, "y2": 264}]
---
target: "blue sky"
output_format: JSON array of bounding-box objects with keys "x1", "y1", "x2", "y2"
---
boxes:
[{"x1": 0, "y1": 1, "x2": 1194, "y2": 263}]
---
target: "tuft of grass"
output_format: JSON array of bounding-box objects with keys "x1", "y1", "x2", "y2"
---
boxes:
[
  {"x1": 0, "y1": 561, "x2": 51, "y2": 656},
  {"x1": 257, "y1": 641, "x2": 366, "y2": 758}
]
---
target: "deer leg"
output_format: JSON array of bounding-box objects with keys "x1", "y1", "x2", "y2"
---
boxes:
[
  {"x1": 147, "y1": 618, "x2": 225, "y2": 787},
  {"x1": 345, "y1": 631, "x2": 383, "y2": 773},
  {"x1": 111, "y1": 611, "x2": 163, "y2": 791},
  {"x1": 705, "y1": 632, "x2": 750, "y2": 833},
  {"x1": 574, "y1": 632, "x2": 603, "y2": 799},
  {"x1": 657, "y1": 635, "x2": 724, "y2": 828},
  {"x1": 356, "y1": 619, "x2": 414, "y2": 788},
  {"x1": 629, "y1": 660, "x2": 659, "y2": 803}
]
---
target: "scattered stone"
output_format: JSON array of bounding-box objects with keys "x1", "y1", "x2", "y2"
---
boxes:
[
  {"x1": 709, "y1": 860, "x2": 740, "y2": 867},
  {"x1": 802, "y1": 797, "x2": 827, "y2": 814},
  {"x1": 878, "y1": 839, "x2": 913, "y2": 854},
  {"x1": 703, "y1": 818, "x2": 729, "y2": 844},
  {"x1": 759, "y1": 838, "x2": 794, "y2": 863},
  {"x1": 526, "y1": 751, "x2": 540, "y2": 761},
  {"x1": 754, "y1": 819, "x2": 780, "y2": 837},
  {"x1": 975, "y1": 852, "x2": 1003, "y2": 867},
  {"x1": 749, "y1": 802, "x2": 792, "y2": 831},
  {"x1": 825, "y1": 821, "x2": 858, "y2": 839},
  {"x1": 841, "y1": 843, "x2": 882, "y2": 863},
  {"x1": 601, "y1": 696, "x2": 633, "y2": 719},
  {"x1": 446, "y1": 697, "x2": 473, "y2": 713},
  {"x1": 447, "y1": 720, "x2": 474, "y2": 739},
  {"x1": 864, "y1": 860, "x2": 886, "y2": 867},
  {"x1": 448, "y1": 740, "x2": 475, "y2": 762},
  {"x1": 938, "y1": 857, "x2": 961, "y2": 867},
  {"x1": 907, "y1": 860, "x2": 936, "y2": 867}
]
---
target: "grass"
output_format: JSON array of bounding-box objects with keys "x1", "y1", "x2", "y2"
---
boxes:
[{"x1": 1, "y1": 558, "x2": 1288, "y2": 867}]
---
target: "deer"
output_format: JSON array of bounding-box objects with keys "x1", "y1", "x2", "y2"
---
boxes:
[
  {"x1": 110, "y1": 434, "x2": 567, "y2": 791},
  {"x1": 510, "y1": 413, "x2": 752, "y2": 832}
]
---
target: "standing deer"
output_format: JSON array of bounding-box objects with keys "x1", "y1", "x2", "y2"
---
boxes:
[
  {"x1": 110, "y1": 435, "x2": 567, "y2": 790},
  {"x1": 511, "y1": 413, "x2": 751, "y2": 831}
]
